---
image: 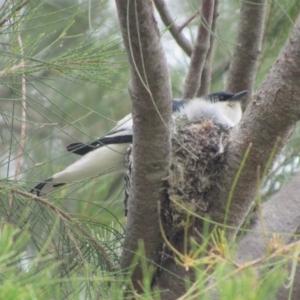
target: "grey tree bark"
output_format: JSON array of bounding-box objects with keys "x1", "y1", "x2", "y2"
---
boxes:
[
  {"x1": 115, "y1": 0, "x2": 172, "y2": 292},
  {"x1": 225, "y1": 0, "x2": 267, "y2": 110},
  {"x1": 182, "y1": 0, "x2": 215, "y2": 99},
  {"x1": 198, "y1": 0, "x2": 219, "y2": 97}
]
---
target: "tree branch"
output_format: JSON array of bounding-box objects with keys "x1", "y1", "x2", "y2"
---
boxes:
[
  {"x1": 1, "y1": 186, "x2": 113, "y2": 271},
  {"x1": 154, "y1": 0, "x2": 193, "y2": 57},
  {"x1": 115, "y1": 0, "x2": 172, "y2": 292},
  {"x1": 0, "y1": 0, "x2": 30, "y2": 28},
  {"x1": 225, "y1": 0, "x2": 267, "y2": 110},
  {"x1": 178, "y1": 10, "x2": 201, "y2": 32},
  {"x1": 11, "y1": 35, "x2": 27, "y2": 209},
  {"x1": 182, "y1": 0, "x2": 214, "y2": 99},
  {"x1": 210, "y1": 14, "x2": 300, "y2": 238},
  {"x1": 198, "y1": 0, "x2": 219, "y2": 97}
]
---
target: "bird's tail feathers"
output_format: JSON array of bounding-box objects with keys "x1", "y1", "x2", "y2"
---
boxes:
[
  {"x1": 30, "y1": 156, "x2": 126, "y2": 196},
  {"x1": 30, "y1": 178, "x2": 66, "y2": 196}
]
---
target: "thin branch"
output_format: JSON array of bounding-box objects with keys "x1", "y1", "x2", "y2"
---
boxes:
[
  {"x1": 0, "y1": 0, "x2": 30, "y2": 28},
  {"x1": 154, "y1": 0, "x2": 193, "y2": 56},
  {"x1": 182, "y1": 0, "x2": 215, "y2": 99},
  {"x1": 225, "y1": 0, "x2": 267, "y2": 110},
  {"x1": 1, "y1": 186, "x2": 113, "y2": 271},
  {"x1": 7, "y1": 188, "x2": 73, "y2": 221},
  {"x1": 198, "y1": 0, "x2": 219, "y2": 97},
  {"x1": 177, "y1": 10, "x2": 201, "y2": 32},
  {"x1": 0, "y1": 63, "x2": 27, "y2": 77},
  {"x1": 11, "y1": 35, "x2": 27, "y2": 208}
]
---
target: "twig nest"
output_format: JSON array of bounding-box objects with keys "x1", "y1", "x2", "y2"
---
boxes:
[
  {"x1": 124, "y1": 118, "x2": 231, "y2": 237},
  {"x1": 166, "y1": 118, "x2": 230, "y2": 237}
]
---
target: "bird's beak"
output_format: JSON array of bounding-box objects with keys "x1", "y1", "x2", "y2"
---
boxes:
[{"x1": 230, "y1": 90, "x2": 249, "y2": 100}]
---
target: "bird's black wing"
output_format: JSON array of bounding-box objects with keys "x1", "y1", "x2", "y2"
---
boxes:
[
  {"x1": 66, "y1": 135, "x2": 133, "y2": 156},
  {"x1": 66, "y1": 141, "x2": 101, "y2": 155}
]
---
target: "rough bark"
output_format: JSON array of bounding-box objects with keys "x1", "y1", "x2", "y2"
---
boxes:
[
  {"x1": 225, "y1": 0, "x2": 266, "y2": 110},
  {"x1": 115, "y1": 0, "x2": 172, "y2": 292},
  {"x1": 182, "y1": 0, "x2": 214, "y2": 99},
  {"x1": 155, "y1": 239, "x2": 195, "y2": 300},
  {"x1": 210, "y1": 14, "x2": 300, "y2": 238}
]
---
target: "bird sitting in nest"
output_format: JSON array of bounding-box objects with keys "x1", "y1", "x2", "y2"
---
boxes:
[{"x1": 30, "y1": 91, "x2": 248, "y2": 197}]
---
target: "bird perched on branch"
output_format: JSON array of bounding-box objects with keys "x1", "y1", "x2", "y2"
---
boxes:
[{"x1": 30, "y1": 90, "x2": 248, "y2": 196}]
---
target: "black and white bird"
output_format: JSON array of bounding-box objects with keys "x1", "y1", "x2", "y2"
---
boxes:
[{"x1": 30, "y1": 90, "x2": 248, "y2": 196}]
